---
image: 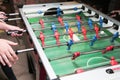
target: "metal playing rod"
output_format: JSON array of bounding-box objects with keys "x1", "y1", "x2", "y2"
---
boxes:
[
  {"x1": 30, "y1": 10, "x2": 93, "y2": 24},
  {"x1": 30, "y1": 17, "x2": 78, "y2": 24},
  {"x1": 16, "y1": 48, "x2": 35, "y2": 54},
  {"x1": 43, "y1": 42, "x2": 67, "y2": 48},
  {"x1": 30, "y1": 9, "x2": 95, "y2": 24},
  {"x1": 32, "y1": 20, "x2": 99, "y2": 31},
  {"x1": 33, "y1": 22, "x2": 113, "y2": 32},
  {"x1": 4, "y1": 17, "x2": 21, "y2": 22},
  {"x1": 29, "y1": 10, "x2": 84, "y2": 19},
  {"x1": 49, "y1": 49, "x2": 102, "y2": 61},
  {"x1": 36, "y1": 25, "x2": 114, "y2": 39},
  {"x1": 42, "y1": 35, "x2": 114, "y2": 49},
  {"x1": 33, "y1": 22, "x2": 80, "y2": 31},
  {"x1": 37, "y1": 31, "x2": 87, "y2": 39},
  {"x1": 50, "y1": 45, "x2": 120, "y2": 61},
  {"x1": 5, "y1": 13, "x2": 19, "y2": 16},
  {"x1": 25, "y1": 6, "x2": 84, "y2": 14},
  {"x1": 29, "y1": 12, "x2": 83, "y2": 24}
]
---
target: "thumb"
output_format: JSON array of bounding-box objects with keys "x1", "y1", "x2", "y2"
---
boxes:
[
  {"x1": 6, "y1": 40, "x2": 18, "y2": 46},
  {"x1": 11, "y1": 26, "x2": 24, "y2": 31}
]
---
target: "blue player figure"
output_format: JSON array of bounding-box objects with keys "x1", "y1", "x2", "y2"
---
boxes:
[
  {"x1": 73, "y1": 7, "x2": 78, "y2": 11},
  {"x1": 77, "y1": 21, "x2": 81, "y2": 33},
  {"x1": 67, "y1": 39, "x2": 74, "y2": 50},
  {"x1": 111, "y1": 32, "x2": 119, "y2": 43},
  {"x1": 64, "y1": 22, "x2": 69, "y2": 34},
  {"x1": 88, "y1": 18, "x2": 93, "y2": 30},
  {"x1": 57, "y1": 7, "x2": 62, "y2": 17},
  {"x1": 37, "y1": 10, "x2": 43, "y2": 14},
  {"x1": 90, "y1": 35, "x2": 97, "y2": 46},
  {"x1": 51, "y1": 23, "x2": 57, "y2": 33},
  {"x1": 99, "y1": 17, "x2": 103, "y2": 28}
]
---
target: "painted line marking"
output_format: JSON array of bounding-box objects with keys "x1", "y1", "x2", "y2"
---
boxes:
[{"x1": 87, "y1": 57, "x2": 108, "y2": 67}]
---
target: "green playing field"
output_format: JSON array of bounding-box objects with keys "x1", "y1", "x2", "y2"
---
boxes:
[{"x1": 27, "y1": 13, "x2": 120, "y2": 76}]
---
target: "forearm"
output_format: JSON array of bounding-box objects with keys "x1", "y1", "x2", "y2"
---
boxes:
[
  {"x1": 0, "y1": 22, "x2": 23, "y2": 31},
  {"x1": 0, "y1": 22, "x2": 11, "y2": 30}
]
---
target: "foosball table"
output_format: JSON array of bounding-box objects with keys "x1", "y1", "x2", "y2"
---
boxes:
[{"x1": 18, "y1": 1, "x2": 120, "y2": 80}]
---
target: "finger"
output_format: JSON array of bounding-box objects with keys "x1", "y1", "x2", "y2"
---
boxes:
[
  {"x1": 8, "y1": 46, "x2": 18, "y2": 60},
  {"x1": 11, "y1": 32, "x2": 16, "y2": 37},
  {"x1": 11, "y1": 32, "x2": 23, "y2": 37},
  {"x1": 111, "y1": 10, "x2": 118, "y2": 13},
  {"x1": 111, "y1": 14, "x2": 116, "y2": 17},
  {"x1": 0, "y1": 56, "x2": 6, "y2": 66},
  {"x1": 2, "y1": 54, "x2": 12, "y2": 67},
  {"x1": 114, "y1": 10, "x2": 120, "y2": 12},
  {"x1": 6, "y1": 40, "x2": 18, "y2": 46},
  {"x1": 111, "y1": 10, "x2": 120, "y2": 14},
  {"x1": 16, "y1": 28, "x2": 24, "y2": 31},
  {"x1": 15, "y1": 33, "x2": 23, "y2": 36},
  {"x1": 11, "y1": 26, "x2": 24, "y2": 31},
  {"x1": 5, "y1": 50, "x2": 14, "y2": 63},
  {"x1": 15, "y1": 27, "x2": 24, "y2": 31},
  {"x1": 0, "y1": 19, "x2": 5, "y2": 23},
  {"x1": 5, "y1": 40, "x2": 18, "y2": 60},
  {"x1": 0, "y1": 12, "x2": 5, "y2": 15}
]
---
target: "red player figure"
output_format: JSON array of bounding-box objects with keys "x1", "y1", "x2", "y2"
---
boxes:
[
  {"x1": 76, "y1": 15, "x2": 82, "y2": 23},
  {"x1": 82, "y1": 26, "x2": 87, "y2": 40},
  {"x1": 72, "y1": 52, "x2": 80, "y2": 60},
  {"x1": 75, "y1": 68, "x2": 84, "y2": 74},
  {"x1": 39, "y1": 19, "x2": 44, "y2": 29},
  {"x1": 39, "y1": 32, "x2": 45, "y2": 47},
  {"x1": 102, "y1": 45, "x2": 114, "y2": 54},
  {"x1": 58, "y1": 16, "x2": 64, "y2": 26},
  {"x1": 94, "y1": 24, "x2": 100, "y2": 38},
  {"x1": 110, "y1": 56, "x2": 118, "y2": 66},
  {"x1": 54, "y1": 30, "x2": 60, "y2": 46},
  {"x1": 68, "y1": 28, "x2": 74, "y2": 40}
]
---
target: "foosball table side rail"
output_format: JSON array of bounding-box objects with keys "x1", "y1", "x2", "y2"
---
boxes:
[{"x1": 19, "y1": 9, "x2": 58, "y2": 80}]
